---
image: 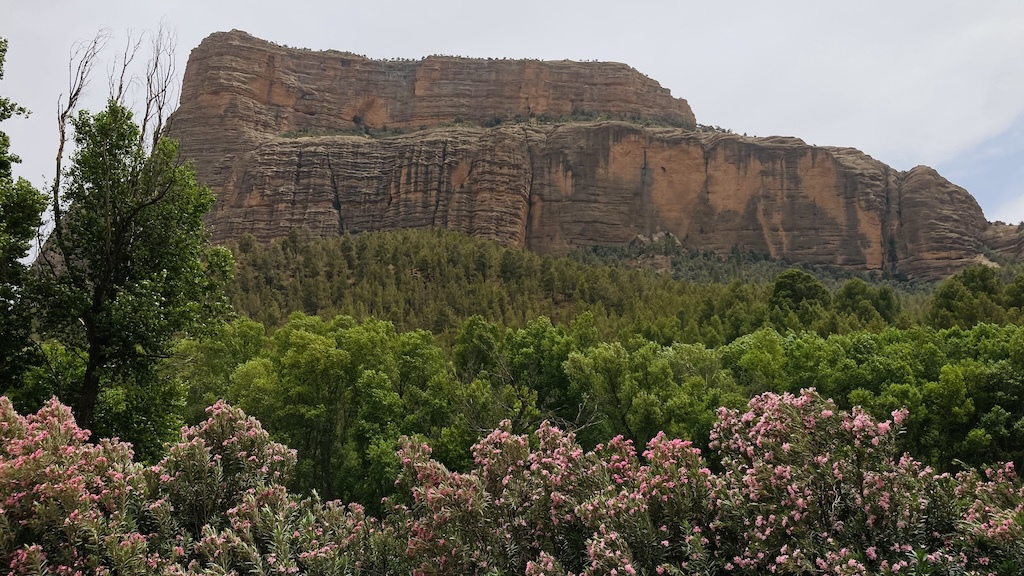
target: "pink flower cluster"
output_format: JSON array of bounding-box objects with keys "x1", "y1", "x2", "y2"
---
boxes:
[
  {"x1": 3, "y1": 392, "x2": 1023, "y2": 575},
  {"x1": 0, "y1": 397, "x2": 158, "y2": 575},
  {"x1": 147, "y1": 400, "x2": 297, "y2": 534},
  {"x1": 710, "y1": 389, "x2": 968, "y2": 574},
  {"x1": 0, "y1": 397, "x2": 388, "y2": 575}
]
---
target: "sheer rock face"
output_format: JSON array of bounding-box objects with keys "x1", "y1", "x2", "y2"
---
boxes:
[
  {"x1": 985, "y1": 223, "x2": 1024, "y2": 262},
  {"x1": 169, "y1": 30, "x2": 1018, "y2": 281}
]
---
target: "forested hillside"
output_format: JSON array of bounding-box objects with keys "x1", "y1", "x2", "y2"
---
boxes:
[
  {"x1": 172, "y1": 229, "x2": 1024, "y2": 505},
  {"x1": 8, "y1": 224, "x2": 1024, "y2": 574},
  {"x1": 226, "y1": 228, "x2": 923, "y2": 345}
]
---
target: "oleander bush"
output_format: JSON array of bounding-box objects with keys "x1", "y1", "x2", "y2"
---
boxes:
[{"x1": 2, "y1": 392, "x2": 1023, "y2": 575}]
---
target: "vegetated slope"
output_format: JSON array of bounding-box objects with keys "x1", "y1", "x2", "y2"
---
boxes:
[
  {"x1": 168, "y1": 30, "x2": 1024, "y2": 281},
  {"x1": 225, "y1": 228, "x2": 918, "y2": 345},
  {"x1": 181, "y1": 286, "x2": 1024, "y2": 509}
]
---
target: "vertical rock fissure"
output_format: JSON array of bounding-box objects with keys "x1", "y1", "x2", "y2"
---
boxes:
[
  {"x1": 326, "y1": 152, "x2": 346, "y2": 234},
  {"x1": 293, "y1": 149, "x2": 303, "y2": 208},
  {"x1": 432, "y1": 140, "x2": 448, "y2": 226},
  {"x1": 641, "y1": 145, "x2": 653, "y2": 236},
  {"x1": 701, "y1": 141, "x2": 712, "y2": 202},
  {"x1": 265, "y1": 54, "x2": 276, "y2": 101},
  {"x1": 892, "y1": 169, "x2": 905, "y2": 274},
  {"x1": 522, "y1": 126, "x2": 536, "y2": 248}
]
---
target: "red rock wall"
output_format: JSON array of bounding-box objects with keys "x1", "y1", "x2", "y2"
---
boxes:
[{"x1": 168, "y1": 31, "x2": 1016, "y2": 281}]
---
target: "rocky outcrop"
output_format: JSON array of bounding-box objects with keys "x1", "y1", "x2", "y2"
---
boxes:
[
  {"x1": 169, "y1": 30, "x2": 693, "y2": 196},
  {"x1": 985, "y1": 223, "x2": 1024, "y2": 263},
  {"x1": 168, "y1": 30, "x2": 1017, "y2": 281}
]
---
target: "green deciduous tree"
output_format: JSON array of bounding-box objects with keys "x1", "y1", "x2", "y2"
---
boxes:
[
  {"x1": 0, "y1": 37, "x2": 47, "y2": 393},
  {"x1": 769, "y1": 268, "x2": 832, "y2": 329},
  {"x1": 166, "y1": 316, "x2": 267, "y2": 424},
  {"x1": 929, "y1": 266, "x2": 1007, "y2": 329},
  {"x1": 31, "y1": 32, "x2": 232, "y2": 443},
  {"x1": 227, "y1": 313, "x2": 475, "y2": 509}
]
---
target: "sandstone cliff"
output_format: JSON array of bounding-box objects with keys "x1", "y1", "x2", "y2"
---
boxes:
[
  {"x1": 168, "y1": 30, "x2": 1020, "y2": 281},
  {"x1": 984, "y1": 223, "x2": 1024, "y2": 263}
]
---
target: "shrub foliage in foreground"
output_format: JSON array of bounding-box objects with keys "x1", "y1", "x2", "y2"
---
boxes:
[{"x1": 2, "y1": 393, "x2": 1022, "y2": 575}]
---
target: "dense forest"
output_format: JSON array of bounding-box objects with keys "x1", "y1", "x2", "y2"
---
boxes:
[
  {"x1": 3, "y1": 34, "x2": 1024, "y2": 575},
  {"x1": 226, "y1": 228, "x2": 912, "y2": 343},
  {"x1": 203, "y1": 232, "x2": 1024, "y2": 480}
]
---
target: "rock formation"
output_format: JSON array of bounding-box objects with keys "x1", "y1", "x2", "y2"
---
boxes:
[
  {"x1": 168, "y1": 30, "x2": 1022, "y2": 281},
  {"x1": 985, "y1": 223, "x2": 1024, "y2": 263}
]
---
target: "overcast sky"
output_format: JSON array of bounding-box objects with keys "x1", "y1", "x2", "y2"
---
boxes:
[{"x1": 4, "y1": 1, "x2": 1023, "y2": 222}]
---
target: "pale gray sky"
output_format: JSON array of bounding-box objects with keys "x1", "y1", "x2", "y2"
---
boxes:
[{"x1": 4, "y1": 1, "x2": 1023, "y2": 222}]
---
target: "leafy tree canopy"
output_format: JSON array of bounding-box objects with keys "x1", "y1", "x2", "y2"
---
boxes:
[
  {"x1": 0, "y1": 37, "x2": 47, "y2": 395},
  {"x1": 29, "y1": 99, "x2": 232, "y2": 455}
]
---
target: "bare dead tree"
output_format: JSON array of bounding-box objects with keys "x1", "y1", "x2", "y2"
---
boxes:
[
  {"x1": 50, "y1": 30, "x2": 108, "y2": 246},
  {"x1": 108, "y1": 31, "x2": 143, "y2": 111},
  {"x1": 104, "y1": 24, "x2": 178, "y2": 153},
  {"x1": 47, "y1": 26, "x2": 180, "y2": 254},
  {"x1": 140, "y1": 25, "x2": 178, "y2": 152}
]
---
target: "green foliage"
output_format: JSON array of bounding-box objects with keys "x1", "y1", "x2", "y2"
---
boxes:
[
  {"x1": 174, "y1": 310, "x2": 756, "y2": 508},
  {"x1": 0, "y1": 37, "x2": 47, "y2": 396},
  {"x1": 164, "y1": 317, "x2": 266, "y2": 424},
  {"x1": 572, "y1": 240, "x2": 916, "y2": 288},
  {"x1": 714, "y1": 323, "x2": 1024, "y2": 471},
  {"x1": 220, "y1": 313, "x2": 478, "y2": 509},
  {"x1": 833, "y1": 276, "x2": 901, "y2": 326},
  {"x1": 565, "y1": 338, "x2": 746, "y2": 450},
  {"x1": 220, "y1": 229, "x2": 1024, "y2": 484},
  {"x1": 769, "y1": 268, "x2": 832, "y2": 328},
  {"x1": 28, "y1": 99, "x2": 232, "y2": 456},
  {"x1": 226, "y1": 228, "x2": 934, "y2": 349},
  {"x1": 929, "y1": 265, "x2": 1014, "y2": 328}
]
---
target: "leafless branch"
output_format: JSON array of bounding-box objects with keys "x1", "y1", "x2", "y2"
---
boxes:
[
  {"x1": 46, "y1": 26, "x2": 180, "y2": 262},
  {"x1": 141, "y1": 24, "x2": 178, "y2": 152},
  {"x1": 47, "y1": 29, "x2": 108, "y2": 264},
  {"x1": 108, "y1": 30, "x2": 143, "y2": 107}
]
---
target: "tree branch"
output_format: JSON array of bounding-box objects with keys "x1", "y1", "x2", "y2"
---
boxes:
[{"x1": 52, "y1": 30, "x2": 108, "y2": 240}]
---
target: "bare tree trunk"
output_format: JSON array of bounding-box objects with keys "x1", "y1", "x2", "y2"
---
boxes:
[{"x1": 77, "y1": 336, "x2": 104, "y2": 432}]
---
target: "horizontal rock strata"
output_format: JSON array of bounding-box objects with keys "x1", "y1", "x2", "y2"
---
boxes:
[{"x1": 168, "y1": 30, "x2": 1021, "y2": 281}]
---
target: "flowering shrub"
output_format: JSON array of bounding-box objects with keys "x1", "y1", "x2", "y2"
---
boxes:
[
  {"x1": 188, "y1": 484, "x2": 404, "y2": 575},
  {"x1": 578, "y1": 433, "x2": 718, "y2": 574},
  {"x1": 0, "y1": 396, "x2": 159, "y2": 575},
  {"x1": 2, "y1": 392, "x2": 1023, "y2": 575},
  {"x1": 954, "y1": 462, "x2": 1024, "y2": 573},
  {"x1": 0, "y1": 396, "x2": 403, "y2": 575},
  {"x1": 710, "y1": 389, "x2": 967, "y2": 574},
  {"x1": 147, "y1": 400, "x2": 297, "y2": 537},
  {"x1": 394, "y1": 420, "x2": 604, "y2": 575}
]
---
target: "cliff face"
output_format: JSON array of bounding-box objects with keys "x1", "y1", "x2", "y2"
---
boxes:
[
  {"x1": 170, "y1": 30, "x2": 693, "y2": 191},
  {"x1": 168, "y1": 30, "x2": 1019, "y2": 281},
  {"x1": 985, "y1": 223, "x2": 1024, "y2": 262}
]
